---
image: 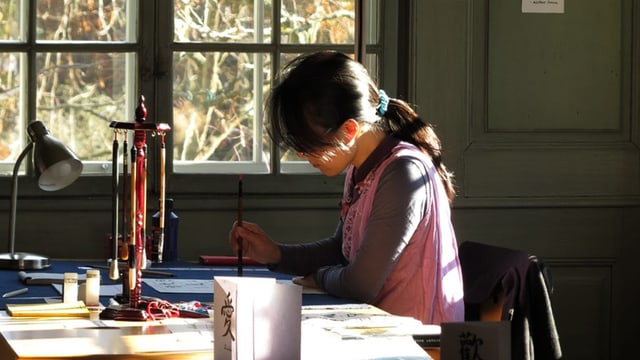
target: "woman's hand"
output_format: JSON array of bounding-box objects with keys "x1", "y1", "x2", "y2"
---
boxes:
[
  {"x1": 292, "y1": 274, "x2": 320, "y2": 289},
  {"x1": 229, "y1": 221, "x2": 281, "y2": 265}
]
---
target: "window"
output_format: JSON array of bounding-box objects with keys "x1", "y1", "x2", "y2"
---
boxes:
[
  {"x1": 1, "y1": 0, "x2": 394, "y2": 194},
  {"x1": 0, "y1": 0, "x2": 136, "y2": 177},
  {"x1": 170, "y1": 0, "x2": 382, "y2": 175}
]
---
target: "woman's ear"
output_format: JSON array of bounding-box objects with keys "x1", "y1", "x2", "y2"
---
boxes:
[{"x1": 341, "y1": 119, "x2": 359, "y2": 144}]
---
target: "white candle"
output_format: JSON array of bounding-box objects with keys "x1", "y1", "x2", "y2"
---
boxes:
[
  {"x1": 85, "y1": 269, "x2": 100, "y2": 306},
  {"x1": 63, "y1": 272, "x2": 78, "y2": 303}
]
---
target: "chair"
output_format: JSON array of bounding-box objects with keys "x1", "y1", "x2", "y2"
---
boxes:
[{"x1": 458, "y1": 241, "x2": 562, "y2": 360}]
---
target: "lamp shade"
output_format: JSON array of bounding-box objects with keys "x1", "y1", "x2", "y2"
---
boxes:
[{"x1": 28, "y1": 121, "x2": 83, "y2": 191}]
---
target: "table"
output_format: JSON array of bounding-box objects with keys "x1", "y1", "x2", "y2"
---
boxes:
[
  {"x1": 0, "y1": 260, "x2": 433, "y2": 359},
  {"x1": 0, "y1": 260, "x2": 348, "y2": 309},
  {"x1": 0, "y1": 314, "x2": 214, "y2": 359},
  {"x1": 0, "y1": 312, "x2": 433, "y2": 359}
]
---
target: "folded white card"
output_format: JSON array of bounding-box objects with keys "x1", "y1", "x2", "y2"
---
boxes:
[
  {"x1": 440, "y1": 321, "x2": 511, "y2": 360},
  {"x1": 213, "y1": 276, "x2": 302, "y2": 360}
]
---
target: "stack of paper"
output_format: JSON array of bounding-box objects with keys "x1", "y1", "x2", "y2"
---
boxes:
[
  {"x1": 300, "y1": 304, "x2": 433, "y2": 359},
  {"x1": 6, "y1": 300, "x2": 90, "y2": 318}
]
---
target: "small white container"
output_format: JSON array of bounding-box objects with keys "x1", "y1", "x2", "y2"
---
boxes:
[
  {"x1": 63, "y1": 272, "x2": 78, "y2": 303},
  {"x1": 84, "y1": 269, "x2": 100, "y2": 306}
]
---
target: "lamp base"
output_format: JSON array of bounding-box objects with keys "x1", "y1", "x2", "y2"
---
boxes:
[{"x1": 0, "y1": 252, "x2": 50, "y2": 270}]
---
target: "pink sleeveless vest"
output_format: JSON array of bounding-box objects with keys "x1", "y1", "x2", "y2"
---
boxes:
[{"x1": 341, "y1": 142, "x2": 464, "y2": 324}]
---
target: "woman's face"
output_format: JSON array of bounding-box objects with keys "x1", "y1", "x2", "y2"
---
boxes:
[
  {"x1": 296, "y1": 122, "x2": 357, "y2": 176},
  {"x1": 297, "y1": 144, "x2": 353, "y2": 176}
]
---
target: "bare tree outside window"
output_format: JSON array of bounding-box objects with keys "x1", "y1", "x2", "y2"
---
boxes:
[
  {"x1": 172, "y1": 0, "x2": 358, "y2": 172},
  {"x1": 35, "y1": 1, "x2": 131, "y2": 163},
  {"x1": 0, "y1": 0, "x2": 378, "y2": 176},
  {"x1": 0, "y1": 1, "x2": 23, "y2": 164},
  {"x1": 0, "y1": 0, "x2": 133, "y2": 169},
  {"x1": 35, "y1": 51, "x2": 130, "y2": 161}
]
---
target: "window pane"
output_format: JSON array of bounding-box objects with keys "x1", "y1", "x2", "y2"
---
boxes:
[
  {"x1": 280, "y1": 0, "x2": 355, "y2": 44},
  {"x1": 0, "y1": 0, "x2": 25, "y2": 41},
  {"x1": 36, "y1": 0, "x2": 130, "y2": 42},
  {"x1": 173, "y1": 52, "x2": 270, "y2": 166},
  {"x1": 174, "y1": 0, "x2": 272, "y2": 43},
  {"x1": 35, "y1": 52, "x2": 132, "y2": 162},
  {"x1": 0, "y1": 53, "x2": 22, "y2": 162}
]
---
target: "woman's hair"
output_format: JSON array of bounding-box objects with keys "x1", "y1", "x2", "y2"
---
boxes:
[{"x1": 266, "y1": 51, "x2": 455, "y2": 202}]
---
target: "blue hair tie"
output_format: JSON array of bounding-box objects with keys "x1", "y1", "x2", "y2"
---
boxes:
[{"x1": 377, "y1": 89, "x2": 389, "y2": 116}]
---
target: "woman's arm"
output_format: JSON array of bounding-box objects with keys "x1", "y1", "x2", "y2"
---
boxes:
[
  {"x1": 268, "y1": 221, "x2": 347, "y2": 275},
  {"x1": 319, "y1": 157, "x2": 429, "y2": 301}
]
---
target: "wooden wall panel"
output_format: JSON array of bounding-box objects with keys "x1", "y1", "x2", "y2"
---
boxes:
[
  {"x1": 487, "y1": 0, "x2": 622, "y2": 131},
  {"x1": 550, "y1": 264, "x2": 612, "y2": 360},
  {"x1": 463, "y1": 144, "x2": 640, "y2": 198},
  {"x1": 464, "y1": 0, "x2": 636, "y2": 205},
  {"x1": 412, "y1": 0, "x2": 638, "y2": 358}
]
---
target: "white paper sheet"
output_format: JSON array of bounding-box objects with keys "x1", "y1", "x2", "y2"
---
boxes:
[
  {"x1": 143, "y1": 278, "x2": 213, "y2": 293},
  {"x1": 522, "y1": 0, "x2": 564, "y2": 13},
  {"x1": 143, "y1": 278, "x2": 324, "y2": 294}
]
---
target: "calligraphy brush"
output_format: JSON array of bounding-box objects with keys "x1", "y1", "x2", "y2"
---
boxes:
[
  {"x1": 109, "y1": 132, "x2": 120, "y2": 281},
  {"x1": 237, "y1": 175, "x2": 243, "y2": 276},
  {"x1": 157, "y1": 133, "x2": 167, "y2": 263}
]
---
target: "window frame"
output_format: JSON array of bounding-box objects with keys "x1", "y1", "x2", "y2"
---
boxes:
[
  {"x1": 0, "y1": 0, "x2": 141, "y2": 197},
  {"x1": 0, "y1": 0, "x2": 406, "y2": 199}
]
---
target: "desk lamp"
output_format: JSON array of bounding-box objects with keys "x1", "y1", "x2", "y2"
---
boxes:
[{"x1": 0, "y1": 120, "x2": 83, "y2": 270}]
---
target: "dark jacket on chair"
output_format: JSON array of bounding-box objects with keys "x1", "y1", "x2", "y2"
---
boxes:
[{"x1": 459, "y1": 241, "x2": 562, "y2": 360}]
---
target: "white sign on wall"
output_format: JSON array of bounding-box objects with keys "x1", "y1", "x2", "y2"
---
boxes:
[{"x1": 522, "y1": 0, "x2": 565, "y2": 13}]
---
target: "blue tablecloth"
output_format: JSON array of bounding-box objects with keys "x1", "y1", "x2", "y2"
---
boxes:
[{"x1": 0, "y1": 260, "x2": 349, "y2": 309}]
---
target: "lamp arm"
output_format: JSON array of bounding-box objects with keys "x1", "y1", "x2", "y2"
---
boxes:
[{"x1": 8, "y1": 142, "x2": 34, "y2": 254}]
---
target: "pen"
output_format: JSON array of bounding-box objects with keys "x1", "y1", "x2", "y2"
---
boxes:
[{"x1": 2, "y1": 287, "x2": 28, "y2": 298}]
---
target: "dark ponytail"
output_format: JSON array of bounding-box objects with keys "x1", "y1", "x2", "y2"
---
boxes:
[{"x1": 374, "y1": 92, "x2": 456, "y2": 202}]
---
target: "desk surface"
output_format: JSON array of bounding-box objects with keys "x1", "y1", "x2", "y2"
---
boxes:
[
  {"x1": 0, "y1": 314, "x2": 214, "y2": 359},
  {"x1": 0, "y1": 260, "x2": 432, "y2": 359},
  {"x1": 0, "y1": 310, "x2": 432, "y2": 359},
  {"x1": 0, "y1": 260, "x2": 347, "y2": 309}
]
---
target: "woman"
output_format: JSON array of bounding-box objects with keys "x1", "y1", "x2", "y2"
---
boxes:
[{"x1": 229, "y1": 51, "x2": 464, "y2": 324}]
